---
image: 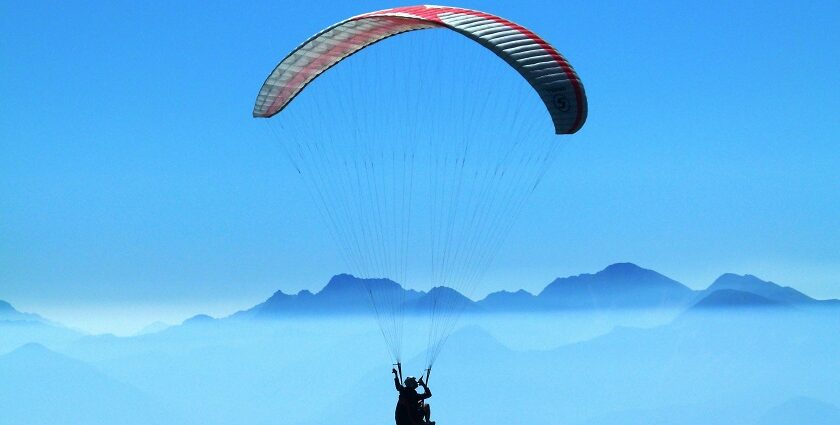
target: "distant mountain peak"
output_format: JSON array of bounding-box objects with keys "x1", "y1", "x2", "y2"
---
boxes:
[
  {"x1": 602, "y1": 262, "x2": 647, "y2": 274},
  {"x1": 713, "y1": 273, "x2": 770, "y2": 287},
  {"x1": 538, "y1": 263, "x2": 693, "y2": 309},
  {"x1": 708, "y1": 273, "x2": 814, "y2": 304},
  {"x1": 0, "y1": 300, "x2": 15, "y2": 312},
  {"x1": 11, "y1": 342, "x2": 49, "y2": 354},
  {"x1": 405, "y1": 286, "x2": 475, "y2": 312},
  {"x1": 321, "y1": 274, "x2": 402, "y2": 294},
  {"x1": 324, "y1": 273, "x2": 356, "y2": 287},
  {"x1": 477, "y1": 289, "x2": 537, "y2": 311},
  {"x1": 427, "y1": 286, "x2": 467, "y2": 297},
  {"x1": 182, "y1": 314, "x2": 215, "y2": 325},
  {"x1": 3, "y1": 342, "x2": 66, "y2": 363},
  {"x1": 543, "y1": 263, "x2": 680, "y2": 290},
  {"x1": 483, "y1": 289, "x2": 534, "y2": 298},
  {"x1": 237, "y1": 274, "x2": 425, "y2": 319},
  {"x1": 0, "y1": 300, "x2": 46, "y2": 323},
  {"x1": 692, "y1": 289, "x2": 785, "y2": 310},
  {"x1": 272, "y1": 289, "x2": 289, "y2": 296},
  {"x1": 597, "y1": 262, "x2": 675, "y2": 282}
]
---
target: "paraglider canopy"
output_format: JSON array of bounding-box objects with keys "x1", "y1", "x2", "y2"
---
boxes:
[{"x1": 253, "y1": 5, "x2": 587, "y2": 134}]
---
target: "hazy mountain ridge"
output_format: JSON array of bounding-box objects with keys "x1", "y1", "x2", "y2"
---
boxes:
[
  {"x1": 1, "y1": 270, "x2": 837, "y2": 425},
  {"x1": 537, "y1": 262, "x2": 696, "y2": 309},
  {"x1": 233, "y1": 274, "x2": 425, "y2": 319},
  {"x1": 0, "y1": 300, "x2": 47, "y2": 323},
  {"x1": 691, "y1": 289, "x2": 787, "y2": 309},
  {"x1": 706, "y1": 273, "x2": 816, "y2": 304},
  {"x1": 0, "y1": 302, "x2": 84, "y2": 353},
  {"x1": 231, "y1": 263, "x2": 838, "y2": 319},
  {"x1": 0, "y1": 343, "x2": 179, "y2": 424},
  {"x1": 2, "y1": 264, "x2": 836, "y2": 329},
  {"x1": 332, "y1": 306, "x2": 840, "y2": 425}
]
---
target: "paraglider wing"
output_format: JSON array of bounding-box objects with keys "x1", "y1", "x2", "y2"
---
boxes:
[{"x1": 253, "y1": 5, "x2": 587, "y2": 134}]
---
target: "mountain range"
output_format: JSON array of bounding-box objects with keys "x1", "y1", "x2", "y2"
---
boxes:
[
  {"x1": 1, "y1": 263, "x2": 837, "y2": 425},
  {"x1": 0, "y1": 300, "x2": 47, "y2": 323},
  {"x1": 232, "y1": 263, "x2": 837, "y2": 320},
  {"x1": 2, "y1": 263, "x2": 836, "y2": 329}
]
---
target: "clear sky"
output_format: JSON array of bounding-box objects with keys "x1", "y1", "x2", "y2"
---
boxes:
[{"x1": 2, "y1": 0, "x2": 838, "y2": 333}]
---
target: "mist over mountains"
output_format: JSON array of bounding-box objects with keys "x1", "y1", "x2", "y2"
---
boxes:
[
  {"x1": 1, "y1": 262, "x2": 838, "y2": 425},
  {"x1": 234, "y1": 263, "x2": 837, "y2": 320},
  {"x1": 0, "y1": 300, "x2": 47, "y2": 323},
  {"x1": 0, "y1": 301, "x2": 82, "y2": 354},
  {"x1": 2, "y1": 263, "x2": 835, "y2": 334},
  {"x1": 0, "y1": 343, "x2": 177, "y2": 424}
]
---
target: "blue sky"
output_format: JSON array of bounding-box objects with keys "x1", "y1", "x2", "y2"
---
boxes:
[{"x1": 2, "y1": 0, "x2": 838, "y2": 331}]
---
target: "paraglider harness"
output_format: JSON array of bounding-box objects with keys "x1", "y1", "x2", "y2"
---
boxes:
[{"x1": 394, "y1": 363, "x2": 433, "y2": 425}]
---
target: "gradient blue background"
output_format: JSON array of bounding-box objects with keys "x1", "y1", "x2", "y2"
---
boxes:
[{"x1": 2, "y1": 0, "x2": 838, "y2": 332}]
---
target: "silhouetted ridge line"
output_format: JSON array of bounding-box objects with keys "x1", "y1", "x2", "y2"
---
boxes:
[
  {"x1": 538, "y1": 263, "x2": 694, "y2": 309},
  {"x1": 691, "y1": 289, "x2": 786, "y2": 309},
  {"x1": 706, "y1": 273, "x2": 815, "y2": 304},
  {"x1": 230, "y1": 264, "x2": 839, "y2": 319}
]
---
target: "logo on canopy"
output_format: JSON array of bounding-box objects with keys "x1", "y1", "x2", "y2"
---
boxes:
[{"x1": 554, "y1": 94, "x2": 570, "y2": 112}]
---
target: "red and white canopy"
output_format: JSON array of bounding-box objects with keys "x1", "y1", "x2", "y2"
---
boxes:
[{"x1": 253, "y1": 5, "x2": 587, "y2": 134}]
